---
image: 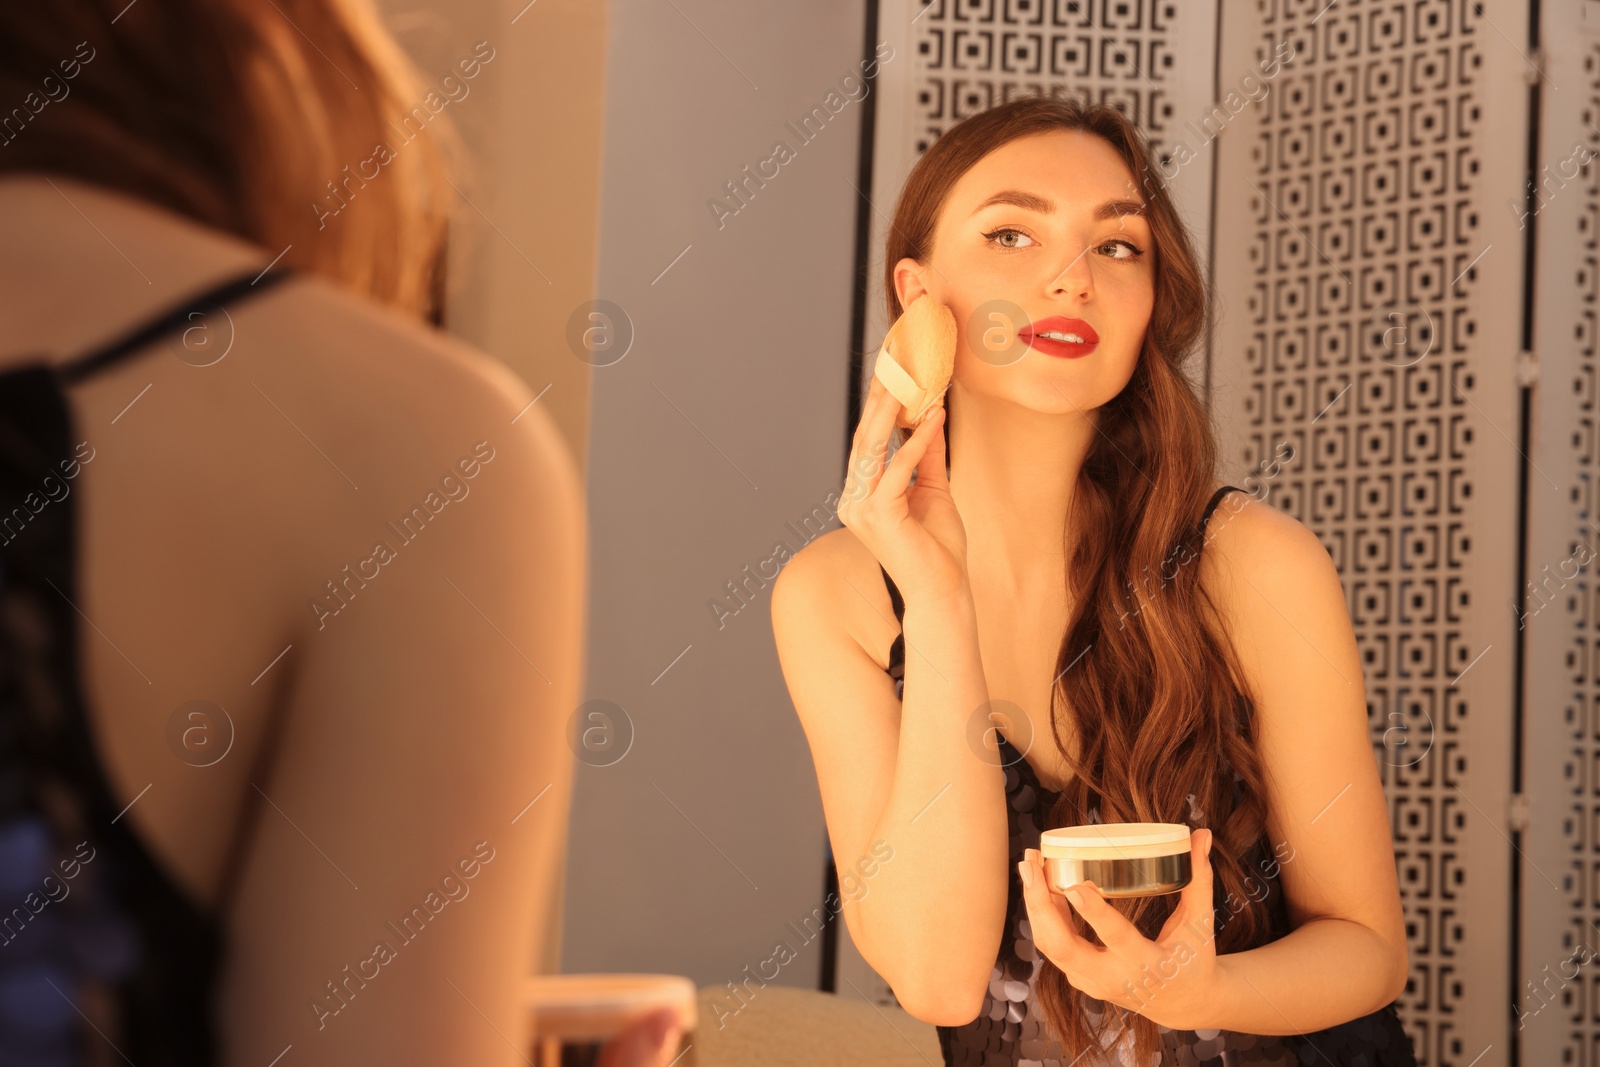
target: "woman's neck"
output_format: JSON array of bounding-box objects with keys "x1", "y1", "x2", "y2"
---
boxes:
[
  {"x1": 0, "y1": 174, "x2": 266, "y2": 364},
  {"x1": 947, "y1": 387, "x2": 1099, "y2": 597}
]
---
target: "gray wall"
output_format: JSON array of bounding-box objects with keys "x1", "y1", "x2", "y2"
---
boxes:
[{"x1": 565, "y1": 0, "x2": 869, "y2": 991}]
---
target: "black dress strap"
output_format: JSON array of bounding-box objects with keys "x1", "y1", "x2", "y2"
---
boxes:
[
  {"x1": 1199, "y1": 483, "x2": 1246, "y2": 535},
  {"x1": 56, "y1": 265, "x2": 294, "y2": 386},
  {"x1": 878, "y1": 564, "x2": 907, "y2": 694},
  {"x1": 878, "y1": 563, "x2": 905, "y2": 623}
]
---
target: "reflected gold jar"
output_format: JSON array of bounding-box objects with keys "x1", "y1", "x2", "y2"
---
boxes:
[{"x1": 1039, "y1": 822, "x2": 1193, "y2": 899}]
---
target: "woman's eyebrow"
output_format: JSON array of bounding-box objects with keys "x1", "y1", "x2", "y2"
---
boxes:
[{"x1": 969, "y1": 190, "x2": 1147, "y2": 220}]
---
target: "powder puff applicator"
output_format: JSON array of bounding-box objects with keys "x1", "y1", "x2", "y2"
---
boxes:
[{"x1": 873, "y1": 293, "x2": 956, "y2": 428}]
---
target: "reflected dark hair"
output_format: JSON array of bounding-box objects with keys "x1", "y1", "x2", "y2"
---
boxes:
[{"x1": 884, "y1": 94, "x2": 1276, "y2": 1062}]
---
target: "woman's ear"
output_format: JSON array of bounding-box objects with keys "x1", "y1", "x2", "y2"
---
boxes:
[{"x1": 893, "y1": 257, "x2": 930, "y2": 312}]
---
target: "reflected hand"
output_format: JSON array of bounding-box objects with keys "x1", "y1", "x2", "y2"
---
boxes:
[
  {"x1": 1018, "y1": 828, "x2": 1219, "y2": 1031},
  {"x1": 596, "y1": 1006, "x2": 684, "y2": 1067}
]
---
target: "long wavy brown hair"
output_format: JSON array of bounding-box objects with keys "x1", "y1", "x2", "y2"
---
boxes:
[
  {"x1": 0, "y1": 0, "x2": 456, "y2": 321},
  {"x1": 884, "y1": 95, "x2": 1278, "y2": 1062}
]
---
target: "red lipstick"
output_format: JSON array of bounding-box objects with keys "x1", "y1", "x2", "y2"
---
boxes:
[{"x1": 1017, "y1": 316, "x2": 1099, "y2": 359}]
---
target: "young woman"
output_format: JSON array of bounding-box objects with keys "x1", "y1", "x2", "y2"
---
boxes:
[
  {"x1": 0, "y1": 3, "x2": 678, "y2": 1065},
  {"x1": 772, "y1": 96, "x2": 1415, "y2": 1065}
]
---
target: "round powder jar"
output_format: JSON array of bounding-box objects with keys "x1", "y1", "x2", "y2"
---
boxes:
[{"x1": 1039, "y1": 822, "x2": 1194, "y2": 899}]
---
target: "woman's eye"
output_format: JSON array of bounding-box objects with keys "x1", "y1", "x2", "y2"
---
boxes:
[
  {"x1": 982, "y1": 227, "x2": 1034, "y2": 250},
  {"x1": 1099, "y1": 239, "x2": 1145, "y2": 260}
]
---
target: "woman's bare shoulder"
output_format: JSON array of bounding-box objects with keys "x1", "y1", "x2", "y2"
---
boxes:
[
  {"x1": 1201, "y1": 486, "x2": 1328, "y2": 576},
  {"x1": 213, "y1": 274, "x2": 583, "y2": 624},
  {"x1": 0, "y1": 173, "x2": 547, "y2": 467},
  {"x1": 775, "y1": 526, "x2": 898, "y2": 673},
  {"x1": 1196, "y1": 486, "x2": 1348, "y2": 668},
  {"x1": 1, "y1": 176, "x2": 581, "y2": 639},
  {"x1": 266, "y1": 273, "x2": 561, "y2": 456}
]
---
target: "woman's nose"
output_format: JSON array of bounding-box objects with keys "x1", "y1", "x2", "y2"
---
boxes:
[{"x1": 1046, "y1": 243, "x2": 1095, "y2": 298}]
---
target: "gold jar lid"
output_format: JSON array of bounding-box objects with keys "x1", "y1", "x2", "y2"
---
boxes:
[{"x1": 1039, "y1": 822, "x2": 1193, "y2": 861}]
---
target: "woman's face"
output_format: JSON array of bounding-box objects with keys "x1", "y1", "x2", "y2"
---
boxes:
[{"x1": 894, "y1": 128, "x2": 1156, "y2": 418}]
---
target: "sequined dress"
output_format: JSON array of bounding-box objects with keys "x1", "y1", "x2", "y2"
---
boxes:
[
  {"x1": 0, "y1": 267, "x2": 292, "y2": 1065},
  {"x1": 877, "y1": 484, "x2": 1417, "y2": 1067}
]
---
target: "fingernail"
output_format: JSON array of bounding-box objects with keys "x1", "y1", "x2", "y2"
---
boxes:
[
  {"x1": 1017, "y1": 859, "x2": 1035, "y2": 889},
  {"x1": 1065, "y1": 888, "x2": 1084, "y2": 908}
]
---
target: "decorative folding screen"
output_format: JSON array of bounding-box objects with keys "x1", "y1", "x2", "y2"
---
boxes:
[
  {"x1": 1210, "y1": 4, "x2": 1521, "y2": 1065},
  {"x1": 850, "y1": 1, "x2": 1536, "y2": 1064},
  {"x1": 1524, "y1": 3, "x2": 1600, "y2": 1067}
]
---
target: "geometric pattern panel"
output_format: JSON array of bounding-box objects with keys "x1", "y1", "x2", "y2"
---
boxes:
[
  {"x1": 912, "y1": 0, "x2": 1187, "y2": 160},
  {"x1": 1214, "y1": 2, "x2": 1524, "y2": 1065}
]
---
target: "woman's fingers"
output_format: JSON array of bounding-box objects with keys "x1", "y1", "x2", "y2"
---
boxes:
[
  {"x1": 843, "y1": 378, "x2": 878, "y2": 503},
  {"x1": 844, "y1": 375, "x2": 905, "y2": 507},
  {"x1": 911, "y1": 399, "x2": 949, "y2": 491},
  {"x1": 1164, "y1": 829, "x2": 1216, "y2": 945},
  {"x1": 877, "y1": 404, "x2": 945, "y2": 502},
  {"x1": 1049, "y1": 875, "x2": 1144, "y2": 954},
  {"x1": 1017, "y1": 847, "x2": 1099, "y2": 971}
]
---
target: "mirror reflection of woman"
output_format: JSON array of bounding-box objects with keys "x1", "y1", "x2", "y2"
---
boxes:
[{"x1": 773, "y1": 97, "x2": 1415, "y2": 1066}]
